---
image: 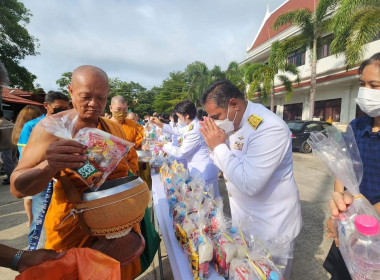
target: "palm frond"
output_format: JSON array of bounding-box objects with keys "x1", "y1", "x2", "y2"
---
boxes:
[
  {"x1": 316, "y1": 0, "x2": 339, "y2": 23},
  {"x1": 277, "y1": 75, "x2": 294, "y2": 102},
  {"x1": 278, "y1": 34, "x2": 309, "y2": 57},
  {"x1": 345, "y1": 7, "x2": 380, "y2": 67},
  {"x1": 273, "y1": 8, "x2": 311, "y2": 31}
]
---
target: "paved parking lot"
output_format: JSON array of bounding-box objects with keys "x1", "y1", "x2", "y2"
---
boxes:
[{"x1": 0, "y1": 152, "x2": 334, "y2": 280}]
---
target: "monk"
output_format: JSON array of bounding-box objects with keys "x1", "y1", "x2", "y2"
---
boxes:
[
  {"x1": 109, "y1": 95, "x2": 144, "y2": 149},
  {"x1": 10, "y1": 65, "x2": 141, "y2": 279}
]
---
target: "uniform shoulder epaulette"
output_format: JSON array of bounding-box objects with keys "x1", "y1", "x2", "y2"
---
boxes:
[
  {"x1": 188, "y1": 124, "x2": 194, "y2": 131},
  {"x1": 248, "y1": 114, "x2": 263, "y2": 130}
]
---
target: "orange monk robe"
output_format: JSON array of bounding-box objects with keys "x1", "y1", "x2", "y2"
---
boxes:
[
  {"x1": 44, "y1": 117, "x2": 141, "y2": 279},
  {"x1": 120, "y1": 119, "x2": 144, "y2": 149}
]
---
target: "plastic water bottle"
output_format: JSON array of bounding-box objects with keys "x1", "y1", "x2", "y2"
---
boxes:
[{"x1": 349, "y1": 214, "x2": 380, "y2": 279}]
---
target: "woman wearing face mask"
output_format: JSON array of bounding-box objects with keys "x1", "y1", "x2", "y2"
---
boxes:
[
  {"x1": 151, "y1": 100, "x2": 220, "y2": 197},
  {"x1": 324, "y1": 52, "x2": 380, "y2": 280}
]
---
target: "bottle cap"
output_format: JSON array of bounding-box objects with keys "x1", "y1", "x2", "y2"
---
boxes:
[
  {"x1": 355, "y1": 215, "x2": 379, "y2": 236},
  {"x1": 268, "y1": 271, "x2": 280, "y2": 280}
]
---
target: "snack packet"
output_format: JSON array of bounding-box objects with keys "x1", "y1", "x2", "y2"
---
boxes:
[{"x1": 41, "y1": 111, "x2": 134, "y2": 191}]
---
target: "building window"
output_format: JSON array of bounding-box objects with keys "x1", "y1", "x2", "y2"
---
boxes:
[
  {"x1": 265, "y1": 105, "x2": 277, "y2": 113},
  {"x1": 283, "y1": 103, "x2": 303, "y2": 121},
  {"x1": 314, "y1": 98, "x2": 341, "y2": 122},
  {"x1": 287, "y1": 48, "x2": 306, "y2": 66},
  {"x1": 317, "y1": 34, "x2": 334, "y2": 59}
]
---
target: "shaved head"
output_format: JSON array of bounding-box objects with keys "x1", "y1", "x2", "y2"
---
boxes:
[
  {"x1": 71, "y1": 65, "x2": 108, "y2": 87},
  {"x1": 111, "y1": 95, "x2": 127, "y2": 105},
  {"x1": 68, "y1": 65, "x2": 109, "y2": 124}
]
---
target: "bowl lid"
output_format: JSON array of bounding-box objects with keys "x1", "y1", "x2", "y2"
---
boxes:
[{"x1": 82, "y1": 176, "x2": 144, "y2": 201}]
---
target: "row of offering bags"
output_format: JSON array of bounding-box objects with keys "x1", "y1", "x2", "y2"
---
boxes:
[
  {"x1": 308, "y1": 125, "x2": 380, "y2": 279},
  {"x1": 41, "y1": 111, "x2": 134, "y2": 191},
  {"x1": 159, "y1": 160, "x2": 286, "y2": 280}
]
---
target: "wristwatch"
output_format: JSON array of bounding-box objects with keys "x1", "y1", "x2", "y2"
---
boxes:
[{"x1": 10, "y1": 249, "x2": 26, "y2": 271}]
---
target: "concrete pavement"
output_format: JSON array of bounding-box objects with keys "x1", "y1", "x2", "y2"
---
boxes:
[{"x1": 0, "y1": 153, "x2": 333, "y2": 280}]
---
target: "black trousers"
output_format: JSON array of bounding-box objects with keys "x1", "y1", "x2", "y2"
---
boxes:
[{"x1": 323, "y1": 241, "x2": 352, "y2": 280}]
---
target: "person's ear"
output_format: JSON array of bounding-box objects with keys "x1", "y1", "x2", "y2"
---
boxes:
[
  {"x1": 68, "y1": 84, "x2": 73, "y2": 100},
  {"x1": 109, "y1": 104, "x2": 112, "y2": 112},
  {"x1": 43, "y1": 102, "x2": 49, "y2": 111},
  {"x1": 229, "y1": 98, "x2": 239, "y2": 109}
]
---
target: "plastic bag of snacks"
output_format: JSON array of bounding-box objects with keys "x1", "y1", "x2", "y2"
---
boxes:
[
  {"x1": 41, "y1": 111, "x2": 134, "y2": 191},
  {"x1": 186, "y1": 229, "x2": 213, "y2": 280},
  {"x1": 308, "y1": 125, "x2": 380, "y2": 279}
]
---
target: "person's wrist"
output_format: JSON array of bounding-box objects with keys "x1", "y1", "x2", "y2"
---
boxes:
[{"x1": 10, "y1": 249, "x2": 26, "y2": 271}]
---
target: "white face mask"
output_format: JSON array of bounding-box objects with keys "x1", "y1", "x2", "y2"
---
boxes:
[
  {"x1": 214, "y1": 106, "x2": 237, "y2": 133},
  {"x1": 177, "y1": 117, "x2": 187, "y2": 127},
  {"x1": 356, "y1": 87, "x2": 380, "y2": 117}
]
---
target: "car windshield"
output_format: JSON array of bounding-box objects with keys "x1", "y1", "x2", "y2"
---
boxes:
[{"x1": 287, "y1": 122, "x2": 304, "y2": 131}]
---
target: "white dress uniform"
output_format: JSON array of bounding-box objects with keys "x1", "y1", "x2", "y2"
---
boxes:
[
  {"x1": 163, "y1": 119, "x2": 220, "y2": 197},
  {"x1": 211, "y1": 101, "x2": 302, "y2": 277}
]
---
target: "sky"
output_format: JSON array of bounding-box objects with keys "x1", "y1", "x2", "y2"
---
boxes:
[{"x1": 21, "y1": 0, "x2": 285, "y2": 91}]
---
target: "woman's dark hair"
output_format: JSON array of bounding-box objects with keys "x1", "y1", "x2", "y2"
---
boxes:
[
  {"x1": 196, "y1": 109, "x2": 208, "y2": 121},
  {"x1": 159, "y1": 113, "x2": 170, "y2": 124},
  {"x1": 170, "y1": 110, "x2": 178, "y2": 123},
  {"x1": 359, "y1": 52, "x2": 380, "y2": 75},
  {"x1": 174, "y1": 100, "x2": 197, "y2": 120},
  {"x1": 201, "y1": 80, "x2": 245, "y2": 109}
]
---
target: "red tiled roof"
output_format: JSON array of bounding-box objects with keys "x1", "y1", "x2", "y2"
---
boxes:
[
  {"x1": 248, "y1": 0, "x2": 320, "y2": 52},
  {"x1": 2, "y1": 88, "x2": 44, "y2": 106}
]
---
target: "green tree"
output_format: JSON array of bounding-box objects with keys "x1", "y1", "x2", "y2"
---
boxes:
[
  {"x1": 184, "y1": 61, "x2": 210, "y2": 107},
  {"x1": 107, "y1": 78, "x2": 147, "y2": 113},
  {"x1": 55, "y1": 72, "x2": 72, "y2": 95},
  {"x1": 330, "y1": 0, "x2": 380, "y2": 67},
  {"x1": 134, "y1": 89, "x2": 156, "y2": 117},
  {"x1": 0, "y1": 0, "x2": 39, "y2": 91},
  {"x1": 273, "y1": 0, "x2": 338, "y2": 120},
  {"x1": 152, "y1": 71, "x2": 187, "y2": 113},
  {"x1": 244, "y1": 41, "x2": 300, "y2": 112},
  {"x1": 225, "y1": 61, "x2": 246, "y2": 92}
]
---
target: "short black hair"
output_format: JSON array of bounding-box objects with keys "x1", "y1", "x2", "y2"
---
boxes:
[
  {"x1": 0, "y1": 110, "x2": 3, "y2": 118},
  {"x1": 45, "y1": 91, "x2": 70, "y2": 104},
  {"x1": 174, "y1": 100, "x2": 197, "y2": 120},
  {"x1": 196, "y1": 109, "x2": 208, "y2": 121},
  {"x1": 201, "y1": 80, "x2": 245, "y2": 108},
  {"x1": 170, "y1": 110, "x2": 178, "y2": 123},
  {"x1": 359, "y1": 52, "x2": 380, "y2": 75}
]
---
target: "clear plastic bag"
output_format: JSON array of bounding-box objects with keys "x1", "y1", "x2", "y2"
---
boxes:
[
  {"x1": 41, "y1": 111, "x2": 134, "y2": 191},
  {"x1": 308, "y1": 125, "x2": 380, "y2": 279}
]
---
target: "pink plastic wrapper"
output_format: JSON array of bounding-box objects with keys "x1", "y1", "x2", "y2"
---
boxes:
[{"x1": 41, "y1": 111, "x2": 134, "y2": 191}]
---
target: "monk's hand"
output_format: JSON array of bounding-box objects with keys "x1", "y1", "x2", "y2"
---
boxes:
[
  {"x1": 46, "y1": 139, "x2": 87, "y2": 172},
  {"x1": 17, "y1": 249, "x2": 65, "y2": 273},
  {"x1": 199, "y1": 117, "x2": 227, "y2": 150}
]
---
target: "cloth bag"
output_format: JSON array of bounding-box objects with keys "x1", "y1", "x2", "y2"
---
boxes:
[{"x1": 16, "y1": 248, "x2": 120, "y2": 280}]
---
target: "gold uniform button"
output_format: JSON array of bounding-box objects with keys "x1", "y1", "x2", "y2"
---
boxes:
[{"x1": 228, "y1": 193, "x2": 232, "y2": 197}]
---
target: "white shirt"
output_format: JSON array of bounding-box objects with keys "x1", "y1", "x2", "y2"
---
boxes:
[
  {"x1": 212, "y1": 101, "x2": 302, "y2": 243},
  {"x1": 163, "y1": 119, "x2": 219, "y2": 181}
]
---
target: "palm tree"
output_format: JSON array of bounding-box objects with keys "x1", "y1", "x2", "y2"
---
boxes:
[
  {"x1": 184, "y1": 61, "x2": 210, "y2": 107},
  {"x1": 330, "y1": 0, "x2": 380, "y2": 67},
  {"x1": 273, "y1": 0, "x2": 338, "y2": 120},
  {"x1": 244, "y1": 41, "x2": 300, "y2": 112},
  {"x1": 225, "y1": 61, "x2": 246, "y2": 92}
]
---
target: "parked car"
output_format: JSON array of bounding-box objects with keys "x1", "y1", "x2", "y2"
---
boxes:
[{"x1": 286, "y1": 120, "x2": 332, "y2": 153}]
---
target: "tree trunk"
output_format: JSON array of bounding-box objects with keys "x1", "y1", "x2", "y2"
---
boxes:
[
  {"x1": 309, "y1": 39, "x2": 317, "y2": 120},
  {"x1": 270, "y1": 87, "x2": 274, "y2": 112}
]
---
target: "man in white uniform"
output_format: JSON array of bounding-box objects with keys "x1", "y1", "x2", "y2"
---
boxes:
[{"x1": 199, "y1": 80, "x2": 302, "y2": 278}]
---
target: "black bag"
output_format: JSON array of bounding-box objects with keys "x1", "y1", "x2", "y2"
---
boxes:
[{"x1": 323, "y1": 241, "x2": 352, "y2": 280}]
